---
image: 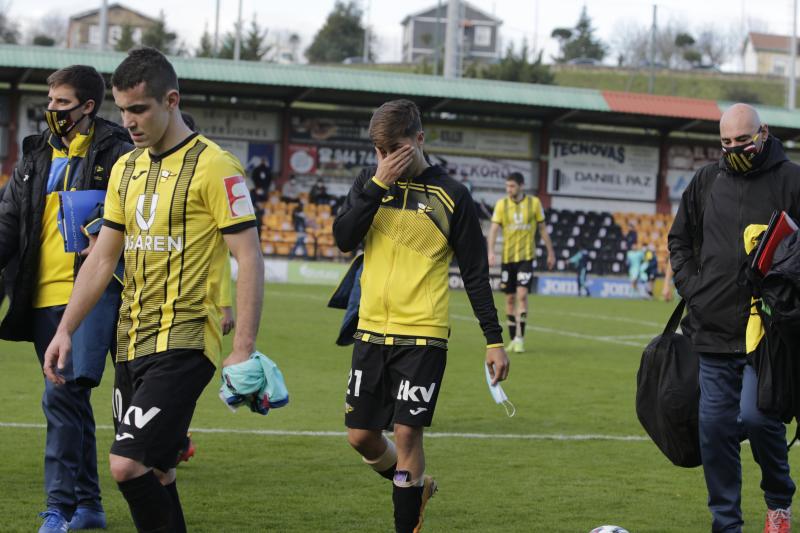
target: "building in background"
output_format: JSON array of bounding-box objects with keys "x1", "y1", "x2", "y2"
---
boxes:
[
  {"x1": 66, "y1": 3, "x2": 157, "y2": 50},
  {"x1": 400, "y1": 1, "x2": 502, "y2": 65},
  {"x1": 742, "y1": 32, "x2": 800, "y2": 76}
]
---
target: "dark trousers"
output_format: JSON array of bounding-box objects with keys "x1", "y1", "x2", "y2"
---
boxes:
[
  {"x1": 698, "y1": 354, "x2": 795, "y2": 532},
  {"x1": 31, "y1": 283, "x2": 120, "y2": 515}
]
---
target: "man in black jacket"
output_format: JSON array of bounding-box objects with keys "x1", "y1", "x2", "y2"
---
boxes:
[
  {"x1": 0, "y1": 66, "x2": 131, "y2": 532},
  {"x1": 334, "y1": 99, "x2": 508, "y2": 533},
  {"x1": 669, "y1": 103, "x2": 800, "y2": 532}
]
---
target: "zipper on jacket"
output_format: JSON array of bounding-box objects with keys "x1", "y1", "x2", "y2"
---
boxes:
[
  {"x1": 381, "y1": 179, "x2": 409, "y2": 334},
  {"x1": 735, "y1": 177, "x2": 744, "y2": 354}
]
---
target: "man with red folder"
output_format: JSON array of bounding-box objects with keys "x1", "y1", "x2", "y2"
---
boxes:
[{"x1": 669, "y1": 103, "x2": 800, "y2": 533}]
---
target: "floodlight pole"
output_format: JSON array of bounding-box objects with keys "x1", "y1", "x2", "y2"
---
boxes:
[
  {"x1": 444, "y1": 0, "x2": 460, "y2": 78},
  {"x1": 648, "y1": 4, "x2": 657, "y2": 94},
  {"x1": 433, "y1": 0, "x2": 442, "y2": 75},
  {"x1": 99, "y1": 0, "x2": 109, "y2": 51},
  {"x1": 233, "y1": 0, "x2": 243, "y2": 61},
  {"x1": 790, "y1": 0, "x2": 797, "y2": 109},
  {"x1": 362, "y1": 0, "x2": 371, "y2": 62},
  {"x1": 214, "y1": 0, "x2": 220, "y2": 56}
]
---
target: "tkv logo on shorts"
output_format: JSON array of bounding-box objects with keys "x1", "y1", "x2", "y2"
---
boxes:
[
  {"x1": 396, "y1": 380, "x2": 436, "y2": 403},
  {"x1": 113, "y1": 388, "x2": 162, "y2": 429}
]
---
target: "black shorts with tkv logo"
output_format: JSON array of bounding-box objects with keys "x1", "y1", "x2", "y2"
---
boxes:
[
  {"x1": 111, "y1": 349, "x2": 215, "y2": 472},
  {"x1": 345, "y1": 335, "x2": 447, "y2": 430},
  {"x1": 500, "y1": 260, "x2": 534, "y2": 294}
]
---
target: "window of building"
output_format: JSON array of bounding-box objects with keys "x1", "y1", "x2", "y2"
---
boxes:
[
  {"x1": 88, "y1": 24, "x2": 100, "y2": 45},
  {"x1": 109, "y1": 25, "x2": 122, "y2": 44},
  {"x1": 473, "y1": 25, "x2": 491, "y2": 47}
]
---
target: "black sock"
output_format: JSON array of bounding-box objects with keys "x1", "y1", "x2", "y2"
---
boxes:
[
  {"x1": 507, "y1": 315, "x2": 516, "y2": 339},
  {"x1": 393, "y1": 484, "x2": 423, "y2": 533},
  {"x1": 164, "y1": 481, "x2": 186, "y2": 533},
  {"x1": 378, "y1": 463, "x2": 397, "y2": 480},
  {"x1": 520, "y1": 312, "x2": 527, "y2": 337},
  {"x1": 117, "y1": 471, "x2": 173, "y2": 533}
]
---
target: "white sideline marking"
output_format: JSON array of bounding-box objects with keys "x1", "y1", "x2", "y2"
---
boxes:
[
  {"x1": 0, "y1": 422, "x2": 648, "y2": 441},
  {"x1": 451, "y1": 314, "x2": 645, "y2": 348}
]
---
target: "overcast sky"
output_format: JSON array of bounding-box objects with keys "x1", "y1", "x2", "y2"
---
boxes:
[{"x1": 13, "y1": 0, "x2": 799, "y2": 67}]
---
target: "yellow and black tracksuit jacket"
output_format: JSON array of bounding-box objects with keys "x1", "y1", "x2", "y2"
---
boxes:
[{"x1": 333, "y1": 164, "x2": 503, "y2": 348}]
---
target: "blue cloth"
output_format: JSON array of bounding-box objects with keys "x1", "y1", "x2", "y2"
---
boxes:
[
  {"x1": 70, "y1": 281, "x2": 121, "y2": 387},
  {"x1": 32, "y1": 305, "x2": 111, "y2": 517},
  {"x1": 698, "y1": 354, "x2": 795, "y2": 532},
  {"x1": 220, "y1": 352, "x2": 289, "y2": 415}
]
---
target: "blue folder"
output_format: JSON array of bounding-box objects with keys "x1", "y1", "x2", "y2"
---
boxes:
[{"x1": 57, "y1": 190, "x2": 106, "y2": 252}]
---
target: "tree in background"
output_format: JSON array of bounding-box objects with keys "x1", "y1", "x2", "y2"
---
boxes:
[
  {"x1": 218, "y1": 15, "x2": 271, "y2": 61},
  {"x1": 30, "y1": 11, "x2": 65, "y2": 47},
  {"x1": 0, "y1": 1, "x2": 18, "y2": 44},
  {"x1": 306, "y1": 1, "x2": 370, "y2": 63},
  {"x1": 465, "y1": 41, "x2": 553, "y2": 85},
  {"x1": 114, "y1": 24, "x2": 136, "y2": 52},
  {"x1": 196, "y1": 26, "x2": 215, "y2": 58},
  {"x1": 141, "y1": 10, "x2": 177, "y2": 54},
  {"x1": 551, "y1": 7, "x2": 606, "y2": 63}
]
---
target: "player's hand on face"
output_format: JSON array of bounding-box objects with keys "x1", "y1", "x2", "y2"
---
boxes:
[
  {"x1": 221, "y1": 306, "x2": 235, "y2": 336},
  {"x1": 485, "y1": 346, "x2": 509, "y2": 385},
  {"x1": 374, "y1": 145, "x2": 414, "y2": 187},
  {"x1": 43, "y1": 330, "x2": 72, "y2": 385},
  {"x1": 222, "y1": 348, "x2": 250, "y2": 368},
  {"x1": 546, "y1": 252, "x2": 556, "y2": 270}
]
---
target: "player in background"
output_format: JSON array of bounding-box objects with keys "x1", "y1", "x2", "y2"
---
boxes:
[
  {"x1": 488, "y1": 172, "x2": 555, "y2": 353},
  {"x1": 42, "y1": 48, "x2": 264, "y2": 532},
  {"x1": 334, "y1": 99, "x2": 508, "y2": 533}
]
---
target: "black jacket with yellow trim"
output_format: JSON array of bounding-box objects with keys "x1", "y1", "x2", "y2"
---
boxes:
[
  {"x1": 334, "y1": 164, "x2": 503, "y2": 346},
  {"x1": 0, "y1": 118, "x2": 132, "y2": 341}
]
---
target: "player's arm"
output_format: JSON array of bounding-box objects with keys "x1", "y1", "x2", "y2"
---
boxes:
[
  {"x1": 333, "y1": 146, "x2": 413, "y2": 252},
  {"x1": 668, "y1": 172, "x2": 701, "y2": 301},
  {"x1": 43, "y1": 226, "x2": 124, "y2": 384},
  {"x1": 221, "y1": 227, "x2": 264, "y2": 367},
  {"x1": 487, "y1": 222, "x2": 500, "y2": 267},
  {"x1": 450, "y1": 194, "x2": 509, "y2": 384},
  {"x1": 538, "y1": 221, "x2": 556, "y2": 270}
]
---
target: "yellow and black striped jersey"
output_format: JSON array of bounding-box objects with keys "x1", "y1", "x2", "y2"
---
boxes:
[
  {"x1": 103, "y1": 133, "x2": 256, "y2": 364},
  {"x1": 491, "y1": 195, "x2": 545, "y2": 263}
]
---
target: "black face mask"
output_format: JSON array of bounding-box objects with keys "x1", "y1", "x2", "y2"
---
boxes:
[
  {"x1": 44, "y1": 102, "x2": 87, "y2": 137},
  {"x1": 722, "y1": 131, "x2": 769, "y2": 173}
]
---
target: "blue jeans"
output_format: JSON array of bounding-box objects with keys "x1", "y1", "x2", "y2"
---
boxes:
[
  {"x1": 32, "y1": 282, "x2": 120, "y2": 515},
  {"x1": 698, "y1": 354, "x2": 795, "y2": 532}
]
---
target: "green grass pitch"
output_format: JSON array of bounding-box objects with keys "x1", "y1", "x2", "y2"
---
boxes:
[{"x1": 0, "y1": 283, "x2": 796, "y2": 532}]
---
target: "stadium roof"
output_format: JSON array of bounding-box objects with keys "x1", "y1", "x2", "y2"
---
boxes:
[{"x1": 4, "y1": 44, "x2": 800, "y2": 140}]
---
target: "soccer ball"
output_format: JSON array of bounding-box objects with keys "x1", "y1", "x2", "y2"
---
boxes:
[{"x1": 589, "y1": 527, "x2": 630, "y2": 533}]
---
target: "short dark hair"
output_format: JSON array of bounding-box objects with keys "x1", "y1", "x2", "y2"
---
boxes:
[
  {"x1": 369, "y1": 99, "x2": 422, "y2": 151},
  {"x1": 506, "y1": 172, "x2": 524, "y2": 185},
  {"x1": 111, "y1": 47, "x2": 179, "y2": 100},
  {"x1": 46, "y1": 65, "x2": 106, "y2": 117}
]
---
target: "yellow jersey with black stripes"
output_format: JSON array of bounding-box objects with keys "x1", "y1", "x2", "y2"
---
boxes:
[
  {"x1": 333, "y1": 164, "x2": 503, "y2": 347},
  {"x1": 491, "y1": 195, "x2": 545, "y2": 263},
  {"x1": 103, "y1": 133, "x2": 257, "y2": 364}
]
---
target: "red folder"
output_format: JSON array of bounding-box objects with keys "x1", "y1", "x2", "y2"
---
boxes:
[{"x1": 752, "y1": 211, "x2": 798, "y2": 276}]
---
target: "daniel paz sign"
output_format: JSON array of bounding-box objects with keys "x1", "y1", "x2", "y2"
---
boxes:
[{"x1": 547, "y1": 140, "x2": 659, "y2": 201}]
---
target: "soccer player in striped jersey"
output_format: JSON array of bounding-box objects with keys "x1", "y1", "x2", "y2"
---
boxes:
[
  {"x1": 488, "y1": 173, "x2": 555, "y2": 353},
  {"x1": 43, "y1": 48, "x2": 264, "y2": 532}
]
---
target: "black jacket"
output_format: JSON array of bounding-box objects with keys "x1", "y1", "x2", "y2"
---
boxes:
[
  {"x1": 0, "y1": 117, "x2": 132, "y2": 341},
  {"x1": 668, "y1": 138, "x2": 800, "y2": 354}
]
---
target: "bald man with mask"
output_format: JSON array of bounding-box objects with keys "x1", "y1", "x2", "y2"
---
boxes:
[{"x1": 669, "y1": 103, "x2": 800, "y2": 532}]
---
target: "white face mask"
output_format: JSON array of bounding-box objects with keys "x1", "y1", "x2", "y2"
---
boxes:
[{"x1": 484, "y1": 363, "x2": 515, "y2": 417}]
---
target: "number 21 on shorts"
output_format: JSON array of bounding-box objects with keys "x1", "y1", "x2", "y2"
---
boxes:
[{"x1": 347, "y1": 368, "x2": 363, "y2": 397}]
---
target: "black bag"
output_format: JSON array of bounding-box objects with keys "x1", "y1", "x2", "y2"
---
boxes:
[{"x1": 636, "y1": 299, "x2": 701, "y2": 468}]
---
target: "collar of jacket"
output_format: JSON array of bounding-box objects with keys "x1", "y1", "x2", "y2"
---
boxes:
[{"x1": 718, "y1": 136, "x2": 789, "y2": 178}]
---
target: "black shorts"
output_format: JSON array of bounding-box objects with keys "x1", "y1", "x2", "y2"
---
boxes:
[
  {"x1": 111, "y1": 349, "x2": 215, "y2": 472},
  {"x1": 500, "y1": 261, "x2": 534, "y2": 294},
  {"x1": 345, "y1": 338, "x2": 447, "y2": 430}
]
